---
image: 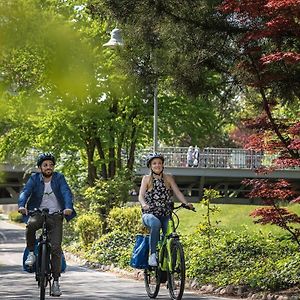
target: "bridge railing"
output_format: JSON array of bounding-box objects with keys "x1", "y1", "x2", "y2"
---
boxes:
[{"x1": 136, "y1": 147, "x2": 278, "y2": 169}]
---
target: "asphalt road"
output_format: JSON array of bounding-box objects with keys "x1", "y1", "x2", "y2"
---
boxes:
[{"x1": 0, "y1": 216, "x2": 232, "y2": 300}]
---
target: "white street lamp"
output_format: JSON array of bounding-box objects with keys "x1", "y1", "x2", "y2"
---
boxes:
[{"x1": 103, "y1": 28, "x2": 124, "y2": 47}]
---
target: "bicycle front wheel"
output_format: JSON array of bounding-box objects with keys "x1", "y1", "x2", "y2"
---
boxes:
[
  {"x1": 144, "y1": 266, "x2": 160, "y2": 298},
  {"x1": 39, "y1": 244, "x2": 47, "y2": 300},
  {"x1": 167, "y1": 240, "x2": 185, "y2": 300}
]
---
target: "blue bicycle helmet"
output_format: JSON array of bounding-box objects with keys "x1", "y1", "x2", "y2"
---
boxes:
[
  {"x1": 37, "y1": 152, "x2": 56, "y2": 167},
  {"x1": 146, "y1": 152, "x2": 164, "y2": 168}
]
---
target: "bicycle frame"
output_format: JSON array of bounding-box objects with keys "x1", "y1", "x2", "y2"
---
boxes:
[
  {"x1": 158, "y1": 216, "x2": 179, "y2": 272},
  {"x1": 36, "y1": 211, "x2": 52, "y2": 283}
]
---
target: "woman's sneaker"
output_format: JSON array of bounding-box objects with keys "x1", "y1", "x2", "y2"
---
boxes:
[{"x1": 148, "y1": 253, "x2": 157, "y2": 266}]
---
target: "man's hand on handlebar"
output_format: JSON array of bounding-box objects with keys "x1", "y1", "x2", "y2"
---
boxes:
[{"x1": 18, "y1": 207, "x2": 28, "y2": 215}]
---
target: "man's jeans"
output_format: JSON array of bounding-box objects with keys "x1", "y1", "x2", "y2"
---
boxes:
[
  {"x1": 142, "y1": 214, "x2": 170, "y2": 254},
  {"x1": 26, "y1": 213, "x2": 63, "y2": 280}
]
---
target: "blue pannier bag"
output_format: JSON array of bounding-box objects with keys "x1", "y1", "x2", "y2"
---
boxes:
[
  {"x1": 23, "y1": 239, "x2": 67, "y2": 273},
  {"x1": 130, "y1": 234, "x2": 149, "y2": 269}
]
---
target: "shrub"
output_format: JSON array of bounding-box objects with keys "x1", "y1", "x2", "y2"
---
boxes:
[
  {"x1": 63, "y1": 217, "x2": 78, "y2": 246},
  {"x1": 8, "y1": 210, "x2": 23, "y2": 223},
  {"x1": 87, "y1": 230, "x2": 135, "y2": 268},
  {"x1": 107, "y1": 206, "x2": 145, "y2": 234},
  {"x1": 82, "y1": 173, "x2": 133, "y2": 232},
  {"x1": 74, "y1": 212, "x2": 102, "y2": 247},
  {"x1": 183, "y1": 228, "x2": 300, "y2": 291}
]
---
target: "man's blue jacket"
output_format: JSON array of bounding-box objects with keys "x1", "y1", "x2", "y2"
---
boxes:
[{"x1": 18, "y1": 172, "x2": 77, "y2": 223}]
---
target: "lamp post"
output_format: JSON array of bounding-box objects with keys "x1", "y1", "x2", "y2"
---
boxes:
[
  {"x1": 104, "y1": 28, "x2": 158, "y2": 152},
  {"x1": 153, "y1": 83, "x2": 158, "y2": 152}
]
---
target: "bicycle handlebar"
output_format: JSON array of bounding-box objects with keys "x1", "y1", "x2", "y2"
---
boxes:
[
  {"x1": 173, "y1": 203, "x2": 196, "y2": 212},
  {"x1": 27, "y1": 209, "x2": 64, "y2": 217}
]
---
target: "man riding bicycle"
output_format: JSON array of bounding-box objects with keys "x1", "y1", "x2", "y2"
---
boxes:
[{"x1": 18, "y1": 152, "x2": 76, "y2": 297}]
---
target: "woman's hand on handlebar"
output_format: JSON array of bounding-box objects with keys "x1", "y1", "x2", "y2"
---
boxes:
[
  {"x1": 183, "y1": 203, "x2": 196, "y2": 211},
  {"x1": 141, "y1": 203, "x2": 150, "y2": 211}
]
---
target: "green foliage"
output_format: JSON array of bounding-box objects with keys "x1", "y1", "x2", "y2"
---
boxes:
[
  {"x1": 107, "y1": 205, "x2": 144, "y2": 234},
  {"x1": 8, "y1": 210, "x2": 23, "y2": 223},
  {"x1": 0, "y1": 0, "x2": 95, "y2": 98},
  {"x1": 87, "y1": 230, "x2": 135, "y2": 268},
  {"x1": 74, "y1": 212, "x2": 103, "y2": 247},
  {"x1": 183, "y1": 229, "x2": 300, "y2": 291},
  {"x1": 63, "y1": 215, "x2": 78, "y2": 246},
  {"x1": 88, "y1": 0, "x2": 239, "y2": 147},
  {"x1": 82, "y1": 174, "x2": 133, "y2": 218},
  {"x1": 197, "y1": 188, "x2": 221, "y2": 248},
  {"x1": 63, "y1": 202, "x2": 300, "y2": 292}
]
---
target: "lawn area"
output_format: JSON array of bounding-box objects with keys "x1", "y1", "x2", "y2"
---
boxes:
[{"x1": 177, "y1": 202, "x2": 300, "y2": 236}]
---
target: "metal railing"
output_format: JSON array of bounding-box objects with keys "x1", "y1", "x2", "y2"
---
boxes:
[{"x1": 137, "y1": 147, "x2": 279, "y2": 169}]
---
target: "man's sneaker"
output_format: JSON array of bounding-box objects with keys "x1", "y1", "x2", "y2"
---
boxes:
[
  {"x1": 148, "y1": 253, "x2": 157, "y2": 267},
  {"x1": 51, "y1": 280, "x2": 62, "y2": 297},
  {"x1": 25, "y1": 252, "x2": 36, "y2": 266}
]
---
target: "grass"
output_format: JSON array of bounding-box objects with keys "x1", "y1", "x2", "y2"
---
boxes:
[{"x1": 176, "y1": 202, "x2": 300, "y2": 236}]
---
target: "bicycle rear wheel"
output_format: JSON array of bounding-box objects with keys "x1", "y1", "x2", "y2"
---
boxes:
[
  {"x1": 167, "y1": 240, "x2": 185, "y2": 300},
  {"x1": 144, "y1": 266, "x2": 160, "y2": 298},
  {"x1": 39, "y1": 244, "x2": 47, "y2": 300}
]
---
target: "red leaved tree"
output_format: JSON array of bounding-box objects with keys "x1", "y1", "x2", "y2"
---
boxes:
[{"x1": 219, "y1": 0, "x2": 300, "y2": 244}]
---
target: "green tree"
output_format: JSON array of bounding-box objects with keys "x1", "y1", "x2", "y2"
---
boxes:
[{"x1": 87, "y1": 0, "x2": 238, "y2": 147}]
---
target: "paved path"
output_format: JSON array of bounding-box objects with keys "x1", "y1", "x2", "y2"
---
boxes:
[{"x1": 0, "y1": 216, "x2": 232, "y2": 300}]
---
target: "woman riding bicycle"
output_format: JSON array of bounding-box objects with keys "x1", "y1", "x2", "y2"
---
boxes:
[{"x1": 138, "y1": 152, "x2": 194, "y2": 267}]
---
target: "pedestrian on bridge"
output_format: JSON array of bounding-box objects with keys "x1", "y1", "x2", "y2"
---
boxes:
[
  {"x1": 186, "y1": 146, "x2": 194, "y2": 167},
  {"x1": 138, "y1": 152, "x2": 194, "y2": 267},
  {"x1": 193, "y1": 145, "x2": 200, "y2": 167},
  {"x1": 18, "y1": 152, "x2": 76, "y2": 297}
]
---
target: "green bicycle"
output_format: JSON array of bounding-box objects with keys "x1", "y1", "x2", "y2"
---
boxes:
[{"x1": 144, "y1": 203, "x2": 195, "y2": 300}]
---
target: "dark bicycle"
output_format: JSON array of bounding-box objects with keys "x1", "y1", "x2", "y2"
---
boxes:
[
  {"x1": 144, "y1": 203, "x2": 195, "y2": 300},
  {"x1": 28, "y1": 208, "x2": 63, "y2": 300}
]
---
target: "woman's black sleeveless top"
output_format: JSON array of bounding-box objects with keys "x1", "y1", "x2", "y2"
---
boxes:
[{"x1": 143, "y1": 176, "x2": 172, "y2": 217}]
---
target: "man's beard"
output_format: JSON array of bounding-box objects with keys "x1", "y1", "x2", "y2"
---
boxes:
[{"x1": 42, "y1": 170, "x2": 53, "y2": 178}]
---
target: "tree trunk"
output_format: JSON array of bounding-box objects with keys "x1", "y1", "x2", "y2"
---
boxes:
[
  {"x1": 126, "y1": 110, "x2": 138, "y2": 171},
  {"x1": 95, "y1": 137, "x2": 108, "y2": 179},
  {"x1": 117, "y1": 131, "x2": 125, "y2": 170},
  {"x1": 127, "y1": 124, "x2": 137, "y2": 171},
  {"x1": 249, "y1": 54, "x2": 298, "y2": 159},
  {"x1": 108, "y1": 99, "x2": 118, "y2": 178},
  {"x1": 108, "y1": 143, "x2": 115, "y2": 178},
  {"x1": 85, "y1": 139, "x2": 97, "y2": 186}
]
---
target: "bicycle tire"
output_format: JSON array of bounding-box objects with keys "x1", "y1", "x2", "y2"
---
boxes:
[
  {"x1": 39, "y1": 243, "x2": 47, "y2": 300},
  {"x1": 167, "y1": 240, "x2": 185, "y2": 300},
  {"x1": 144, "y1": 266, "x2": 160, "y2": 298}
]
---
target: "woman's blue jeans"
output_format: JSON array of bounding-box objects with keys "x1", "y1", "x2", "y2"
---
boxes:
[{"x1": 142, "y1": 214, "x2": 170, "y2": 254}]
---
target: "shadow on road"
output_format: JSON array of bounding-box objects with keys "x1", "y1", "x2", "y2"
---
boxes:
[{"x1": 0, "y1": 228, "x2": 25, "y2": 247}]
